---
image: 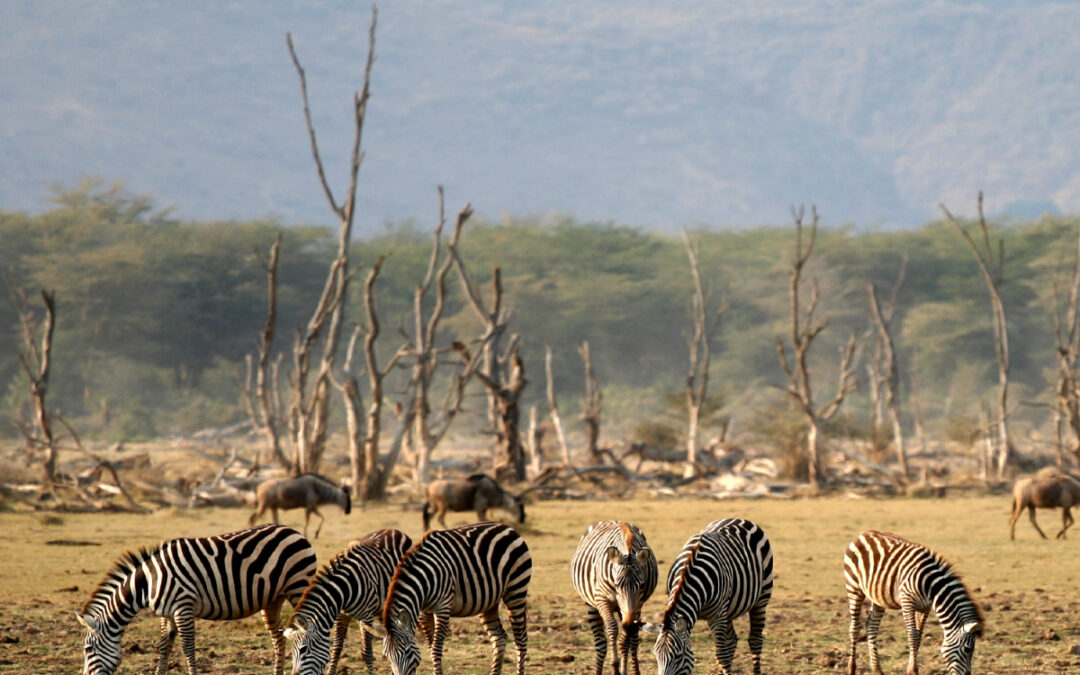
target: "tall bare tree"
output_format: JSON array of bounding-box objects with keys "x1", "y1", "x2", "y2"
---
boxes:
[
  {"x1": 12, "y1": 287, "x2": 58, "y2": 485},
  {"x1": 579, "y1": 341, "x2": 603, "y2": 466},
  {"x1": 776, "y1": 206, "x2": 859, "y2": 489},
  {"x1": 1051, "y1": 223, "x2": 1080, "y2": 468},
  {"x1": 867, "y1": 255, "x2": 909, "y2": 479},
  {"x1": 940, "y1": 192, "x2": 1013, "y2": 478},
  {"x1": 283, "y1": 8, "x2": 376, "y2": 474},
  {"x1": 544, "y1": 343, "x2": 571, "y2": 467},
  {"x1": 244, "y1": 234, "x2": 289, "y2": 469},
  {"x1": 681, "y1": 229, "x2": 725, "y2": 478}
]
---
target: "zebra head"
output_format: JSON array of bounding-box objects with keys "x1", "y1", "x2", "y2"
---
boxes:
[
  {"x1": 605, "y1": 545, "x2": 653, "y2": 625},
  {"x1": 76, "y1": 613, "x2": 122, "y2": 675},
  {"x1": 941, "y1": 620, "x2": 981, "y2": 675},
  {"x1": 645, "y1": 615, "x2": 694, "y2": 675},
  {"x1": 378, "y1": 608, "x2": 422, "y2": 675},
  {"x1": 283, "y1": 614, "x2": 331, "y2": 675}
]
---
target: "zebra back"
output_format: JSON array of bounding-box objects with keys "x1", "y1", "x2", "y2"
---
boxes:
[
  {"x1": 571, "y1": 520, "x2": 659, "y2": 623},
  {"x1": 844, "y1": 530, "x2": 984, "y2": 635}
]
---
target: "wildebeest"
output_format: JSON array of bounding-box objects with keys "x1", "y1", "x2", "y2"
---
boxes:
[
  {"x1": 421, "y1": 473, "x2": 525, "y2": 531},
  {"x1": 1008, "y1": 471, "x2": 1080, "y2": 540},
  {"x1": 249, "y1": 473, "x2": 351, "y2": 539}
]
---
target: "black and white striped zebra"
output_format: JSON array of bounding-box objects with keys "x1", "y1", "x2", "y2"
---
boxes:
[
  {"x1": 376, "y1": 521, "x2": 531, "y2": 675},
  {"x1": 570, "y1": 520, "x2": 659, "y2": 675},
  {"x1": 844, "y1": 530, "x2": 984, "y2": 675},
  {"x1": 644, "y1": 518, "x2": 773, "y2": 675},
  {"x1": 284, "y1": 528, "x2": 412, "y2": 675},
  {"x1": 76, "y1": 524, "x2": 316, "y2": 675}
]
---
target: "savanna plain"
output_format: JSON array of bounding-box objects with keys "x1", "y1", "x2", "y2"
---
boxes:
[{"x1": 1, "y1": 496, "x2": 1077, "y2": 674}]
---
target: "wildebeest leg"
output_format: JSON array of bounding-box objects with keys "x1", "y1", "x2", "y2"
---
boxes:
[
  {"x1": 310, "y1": 507, "x2": 325, "y2": 539},
  {"x1": 271, "y1": 507, "x2": 280, "y2": 525},
  {"x1": 1028, "y1": 505, "x2": 1048, "y2": 539},
  {"x1": 437, "y1": 504, "x2": 448, "y2": 529},
  {"x1": 248, "y1": 503, "x2": 265, "y2": 528},
  {"x1": 1059, "y1": 506, "x2": 1074, "y2": 539},
  {"x1": 1008, "y1": 500, "x2": 1022, "y2": 540}
]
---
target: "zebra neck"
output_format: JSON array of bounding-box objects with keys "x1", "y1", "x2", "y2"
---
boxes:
[
  {"x1": 88, "y1": 573, "x2": 149, "y2": 628},
  {"x1": 930, "y1": 582, "x2": 979, "y2": 633}
]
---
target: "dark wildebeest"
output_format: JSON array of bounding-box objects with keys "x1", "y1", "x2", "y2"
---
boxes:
[
  {"x1": 421, "y1": 473, "x2": 525, "y2": 531},
  {"x1": 249, "y1": 473, "x2": 351, "y2": 539},
  {"x1": 1009, "y1": 472, "x2": 1080, "y2": 540}
]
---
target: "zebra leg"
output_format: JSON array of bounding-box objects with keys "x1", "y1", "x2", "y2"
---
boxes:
[
  {"x1": 865, "y1": 604, "x2": 885, "y2": 675},
  {"x1": 708, "y1": 616, "x2": 737, "y2": 675},
  {"x1": 620, "y1": 620, "x2": 641, "y2": 675},
  {"x1": 586, "y1": 606, "x2": 609, "y2": 675},
  {"x1": 261, "y1": 597, "x2": 287, "y2": 675},
  {"x1": 174, "y1": 606, "x2": 199, "y2": 675},
  {"x1": 481, "y1": 606, "x2": 508, "y2": 675},
  {"x1": 596, "y1": 602, "x2": 622, "y2": 675},
  {"x1": 419, "y1": 611, "x2": 437, "y2": 649},
  {"x1": 430, "y1": 611, "x2": 452, "y2": 675},
  {"x1": 747, "y1": 596, "x2": 769, "y2": 675},
  {"x1": 359, "y1": 621, "x2": 375, "y2": 675},
  {"x1": 507, "y1": 599, "x2": 528, "y2": 675},
  {"x1": 846, "y1": 589, "x2": 865, "y2": 675},
  {"x1": 901, "y1": 599, "x2": 923, "y2": 675},
  {"x1": 328, "y1": 612, "x2": 352, "y2": 675},
  {"x1": 156, "y1": 616, "x2": 178, "y2": 675}
]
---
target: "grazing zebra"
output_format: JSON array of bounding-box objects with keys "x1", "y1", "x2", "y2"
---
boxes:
[
  {"x1": 375, "y1": 521, "x2": 532, "y2": 675},
  {"x1": 76, "y1": 524, "x2": 317, "y2": 675},
  {"x1": 844, "y1": 530, "x2": 984, "y2": 675},
  {"x1": 284, "y1": 528, "x2": 412, "y2": 675},
  {"x1": 571, "y1": 520, "x2": 659, "y2": 675},
  {"x1": 644, "y1": 518, "x2": 773, "y2": 675}
]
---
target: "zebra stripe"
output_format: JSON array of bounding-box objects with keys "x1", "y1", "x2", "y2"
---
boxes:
[
  {"x1": 285, "y1": 529, "x2": 412, "y2": 675},
  {"x1": 570, "y1": 520, "x2": 659, "y2": 675},
  {"x1": 844, "y1": 530, "x2": 984, "y2": 675},
  {"x1": 649, "y1": 518, "x2": 773, "y2": 675},
  {"x1": 77, "y1": 524, "x2": 316, "y2": 675},
  {"x1": 380, "y1": 521, "x2": 531, "y2": 675}
]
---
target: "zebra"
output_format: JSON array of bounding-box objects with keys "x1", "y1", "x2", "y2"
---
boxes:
[
  {"x1": 284, "y1": 528, "x2": 412, "y2": 675},
  {"x1": 570, "y1": 520, "x2": 659, "y2": 675},
  {"x1": 373, "y1": 521, "x2": 532, "y2": 675},
  {"x1": 642, "y1": 518, "x2": 774, "y2": 675},
  {"x1": 844, "y1": 530, "x2": 984, "y2": 675},
  {"x1": 76, "y1": 523, "x2": 317, "y2": 675}
]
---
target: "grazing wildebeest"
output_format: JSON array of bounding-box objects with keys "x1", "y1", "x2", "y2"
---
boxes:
[
  {"x1": 421, "y1": 473, "x2": 525, "y2": 531},
  {"x1": 249, "y1": 473, "x2": 351, "y2": 539},
  {"x1": 1008, "y1": 472, "x2": 1080, "y2": 540}
]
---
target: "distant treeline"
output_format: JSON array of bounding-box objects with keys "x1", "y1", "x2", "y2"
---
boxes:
[{"x1": 2, "y1": 180, "x2": 1077, "y2": 445}]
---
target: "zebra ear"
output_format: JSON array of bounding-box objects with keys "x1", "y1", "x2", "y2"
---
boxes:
[
  {"x1": 963, "y1": 621, "x2": 981, "y2": 636},
  {"x1": 283, "y1": 626, "x2": 299, "y2": 641},
  {"x1": 674, "y1": 616, "x2": 691, "y2": 634},
  {"x1": 291, "y1": 614, "x2": 308, "y2": 631},
  {"x1": 75, "y1": 613, "x2": 96, "y2": 632},
  {"x1": 635, "y1": 548, "x2": 651, "y2": 565},
  {"x1": 605, "y1": 546, "x2": 623, "y2": 564},
  {"x1": 367, "y1": 622, "x2": 387, "y2": 638},
  {"x1": 393, "y1": 609, "x2": 411, "y2": 629},
  {"x1": 640, "y1": 622, "x2": 661, "y2": 636}
]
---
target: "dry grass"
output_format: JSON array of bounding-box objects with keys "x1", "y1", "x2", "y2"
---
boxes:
[{"x1": 1, "y1": 494, "x2": 1078, "y2": 673}]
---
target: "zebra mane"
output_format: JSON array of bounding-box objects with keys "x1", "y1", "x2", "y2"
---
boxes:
[
  {"x1": 663, "y1": 536, "x2": 703, "y2": 621},
  {"x1": 81, "y1": 544, "x2": 160, "y2": 615},
  {"x1": 383, "y1": 532, "x2": 437, "y2": 625}
]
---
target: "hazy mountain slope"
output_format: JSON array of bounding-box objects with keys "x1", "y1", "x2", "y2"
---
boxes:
[{"x1": 2, "y1": 1, "x2": 1078, "y2": 231}]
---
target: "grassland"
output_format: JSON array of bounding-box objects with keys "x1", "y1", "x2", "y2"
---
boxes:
[{"x1": 1, "y1": 495, "x2": 1078, "y2": 674}]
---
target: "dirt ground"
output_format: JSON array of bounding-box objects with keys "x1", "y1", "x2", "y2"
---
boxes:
[{"x1": 1, "y1": 495, "x2": 1078, "y2": 673}]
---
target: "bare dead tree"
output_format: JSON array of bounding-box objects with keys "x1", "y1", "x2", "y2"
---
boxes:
[
  {"x1": 455, "y1": 340, "x2": 528, "y2": 481},
  {"x1": 526, "y1": 404, "x2": 544, "y2": 475},
  {"x1": 544, "y1": 343, "x2": 571, "y2": 466},
  {"x1": 681, "y1": 229, "x2": 727, "y2": 478},
  {"x1": 405, "y1": 192, "x2": 481, "y2": 484},
  {"x1": 12, "y1": 287, "x2": 57, "y2": 485},
  {"x1": 283, "y1": 9, "x2": 376, "y2": 474},
  {"x1": 940, "y1": 193, "x2": 1013, "y2": 478},
  {"x1": 579, "y1": 341, "x2": 603, "y2": 466},
  {"x1": 867, "y1": 255, "x2": 909, "y2": 479},
  {"x1": 1051, "y1": 223, "x2": 1080, "y2": 468},
  {"x1": 244, "y1": 234, "x2": 290, "y2": 470},
  {"x1": 333, "y1": 324, "x2": 365, "y2": 496},
  {"x1": 776, "y1": 206, "x2": 859, "y2": 489}
]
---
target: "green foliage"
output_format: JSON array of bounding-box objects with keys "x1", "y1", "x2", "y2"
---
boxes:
[
  {"x1": 4, "y1": 178, "x2": 1080, "y2": 448},
  {"x1": 629, "y1": 420, "x2": 681, "y2": 451}
]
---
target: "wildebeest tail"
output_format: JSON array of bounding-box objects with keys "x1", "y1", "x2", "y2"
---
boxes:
[
  {"x1": 343, "y1": 487, "x2": 352, "y2": 514},
  {"x1": 422, "y1": 501, "x2": 433, "y2": 530}
]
